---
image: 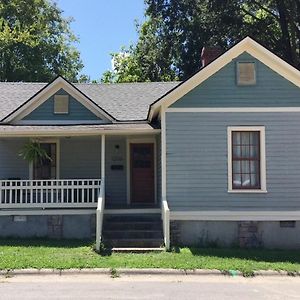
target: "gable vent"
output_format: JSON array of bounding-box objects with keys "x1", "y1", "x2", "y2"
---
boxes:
[
  {"x1": 237, "y1": 62, "x2": 256, "y2": 85},
  {"x1": 54, "y1": 95, "x2": 69, "y2": 114}
]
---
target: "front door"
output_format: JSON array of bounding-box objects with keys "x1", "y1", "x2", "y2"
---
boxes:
[
  {"x1": 130, "y1": 143, "x2": 155, "y2": 204},
  {"x1": 33, "y1": 143, "x2": 57, "y2": 180}
]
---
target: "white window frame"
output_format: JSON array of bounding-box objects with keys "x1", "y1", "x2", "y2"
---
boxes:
[
  {"x1": 237, "y1": 62, "x2": 256, "y2": 86},
  {"x1": 227, "y1": 126, "x2": 266, "y2": 193},
  {"x1": 54, "y1": 95, "x2": 69, "y2": 114}
]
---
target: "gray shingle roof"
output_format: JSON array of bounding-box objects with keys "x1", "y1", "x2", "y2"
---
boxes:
[{"x1": 0, "y1": 81, "x2": 179, "y2": 122}]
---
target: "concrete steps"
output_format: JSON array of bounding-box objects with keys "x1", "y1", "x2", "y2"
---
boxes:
[{"x1": 102, "y1": 214, "x2": 164, "y2": 249}]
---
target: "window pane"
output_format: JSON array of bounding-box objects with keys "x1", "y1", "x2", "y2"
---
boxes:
[
  {"x1": 241, "y1": 161, "x2": 250, "y2": 173},
  {"x1": 241, "y1": 146, "x2": 249, "y2": 158},
  {"x1": 231, "y1": 130, "x2": 261, "y2": 190},
  {"x1": 250, "y1": 132, "x2": 259, "y2": 145},
  {"x1": 232, "y1": 161, "x2": 241, "y2": 173},
  {"x1": 232, "y1": 132, "x2": 241, "y2": 145},
  {"x1": 249, "y1": 146, "x2": 259, "y2": 159},
  {"x1": 232, "y1": 146, "x2": 241, "y2": 158},
  {"x1": 242, "y1": 174, "x2": 251, "y2": 187},
  {"x1": 233, "y1": 174, "x2": 242, "y2": 188},
  {"x1": 241, "y1": 132, "x2": 250, "y2": 145},
  {"x1": 250, "y1": 174, "x2": 259, "y2": 187},
  {"x1": 250, "y1": 161, "x2": 259, "y2": 173}
]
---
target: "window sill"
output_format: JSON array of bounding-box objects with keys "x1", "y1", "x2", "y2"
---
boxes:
[{"x1": 228, "y1": 189, "x2": 267, "y2": 194}]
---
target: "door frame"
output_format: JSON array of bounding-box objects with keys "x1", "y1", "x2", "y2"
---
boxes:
[
  {"x1": 29, "y1": 138, "x2": 60, "y2": 180},
  {"x1": 126, "y1": 137, "x2": 157, "y2": 205}
]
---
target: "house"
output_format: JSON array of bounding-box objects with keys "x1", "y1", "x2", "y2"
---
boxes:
[{"x1": 1, "y1": 36, "x2": 300, "y2": 250}]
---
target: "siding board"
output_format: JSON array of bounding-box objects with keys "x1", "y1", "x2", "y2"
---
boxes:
[
  {"x1": 166, "y1": 112, "x2": 300, "y2": 211},
  {"x1": 23, "y1": 89, "x2": 102, "y2": 121},
  {"x1": 171, "y1": 53, "x2": 300, "y2": 108}
]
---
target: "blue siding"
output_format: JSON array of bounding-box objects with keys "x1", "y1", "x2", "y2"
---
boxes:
[
  {"x1": 60, "y1": 137, "x2": 101, "y2": 179},
  {"x1": 171, "y1": 52, "x2": 300, "y2": 108},
  {"x1": 0, "y1": 138, "x2": 29, "y2": 179},
  {"x1": 105, "y1": 137, "x2": 127, "y2": 206},
  {"x1": 166, "y1": 112, "x2": 300, "y2": 211},
  {"x1": 60, "y1": 136, "x2": 128, "y2": 207},
  {"x1": 23, "y1": 89, "x2": 102, "y2": 121}
]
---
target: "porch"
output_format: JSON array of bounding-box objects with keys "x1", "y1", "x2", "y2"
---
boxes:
[
  {"x1": 0, "y1": 134, "x2": 161, "y2": 210},
  {"x1": 0, "y1": 133, "x2": 168, "y2": 249}
]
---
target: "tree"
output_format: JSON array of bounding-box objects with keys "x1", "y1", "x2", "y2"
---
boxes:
[
  {"x1": 102, "y1": 0, "x2": 300, "y2": 82},
  {"x1": 0, "y1": 0, "x2": 83, "y2": 82}
]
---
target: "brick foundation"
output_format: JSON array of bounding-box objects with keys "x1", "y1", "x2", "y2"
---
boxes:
[
  {"x1": 238, "y1": 221, "x2": 262, "y2": 248},
  {"x1": 47, "y1": 215, "x2": 63, "y2": 239}
]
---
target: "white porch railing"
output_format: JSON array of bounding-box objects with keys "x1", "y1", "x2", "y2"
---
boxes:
[
  {"x1": 0, "y1": 179, "x2": 101, "y2": 209},
  {"x1": 162, "y1": 198, "x2": 170, "y2": 250}
]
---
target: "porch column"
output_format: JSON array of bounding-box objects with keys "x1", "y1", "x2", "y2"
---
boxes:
[
  {"x1": 101, "y1": 134, "x2": 105, "y2": 188},
  {"x1": 96, "y1": 134, "x2": 106, "y2": 252}
]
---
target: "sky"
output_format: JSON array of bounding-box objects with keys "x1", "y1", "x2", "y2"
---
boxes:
[{"x1": 57, "y1": 0, "x2": 146, "y2": 80}]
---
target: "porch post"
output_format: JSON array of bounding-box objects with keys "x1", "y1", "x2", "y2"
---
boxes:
[
  {"x1": 96, "y1": 134, "x2": 106, "y2": 252},
  {"x1": 101, "y1": 134, "x2": 105, "y2": 189},
  {"x1": 161, "y1": 106, "x2": 170, "y2": 250}
]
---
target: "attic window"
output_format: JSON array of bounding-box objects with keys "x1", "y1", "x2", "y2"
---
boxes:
[
  {"x1": 237, "y1": 62, "x2": 256, "y2": 86},
  {"x1": 54, "y1": 95, "x2": 69, "y2": 114}
]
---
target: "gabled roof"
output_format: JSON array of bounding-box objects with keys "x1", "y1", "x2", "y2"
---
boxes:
[
  {"x1": 0, "y1": 78, "x2": 179, "y2": 123},
  {"x1": 148, "y1": 36, "x2": 300, "y2": 119}
]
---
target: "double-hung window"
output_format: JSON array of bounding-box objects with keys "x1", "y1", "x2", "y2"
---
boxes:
[{"x1": 228, "y1": 127, "x2": 266, "y2": 192}]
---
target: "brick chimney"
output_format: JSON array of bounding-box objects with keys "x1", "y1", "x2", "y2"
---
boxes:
[{"x1": 201, "y1": 47, "x2": 222, "y2": 67}]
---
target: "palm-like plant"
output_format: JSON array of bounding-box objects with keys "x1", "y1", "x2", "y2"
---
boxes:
[{"x1": 19, "y1": 141, "x2": 52, "y2": 165}]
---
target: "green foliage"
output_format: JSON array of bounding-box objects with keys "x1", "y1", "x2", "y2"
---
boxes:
[
  {"x1": 19, "y1": 141, "x2": 51, "y2": 164},
  {"x1": 0, "y1": 0, "x2": 83, "y2": 82},
  {"x1": 0, "y1": 240, "x2": 300, "y2": 274},
  {"x1": 110, "y1": 268, "x2": 120, "y2": 278},
  {"x1": 102, "y1": 0, "x2": 300, "y2": 82}
]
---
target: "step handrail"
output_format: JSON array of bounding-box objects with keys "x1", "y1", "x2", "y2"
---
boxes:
[{"x1": 162, "y1": 198, "x2": 170, "y2": 250}]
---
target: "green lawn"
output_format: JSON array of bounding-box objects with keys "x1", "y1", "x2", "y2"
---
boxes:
[{"x1": 0, "y1": 239, "x2": 299, "y2": 275}]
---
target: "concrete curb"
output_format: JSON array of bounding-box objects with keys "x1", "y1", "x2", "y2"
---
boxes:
[{"x1": 0, "y1": 268, "x2": 299, "y2": 277}]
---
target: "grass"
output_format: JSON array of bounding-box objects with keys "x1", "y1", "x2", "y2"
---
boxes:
[{"x1": 0, "y1": 239, "x2": 300, "y2": 275}]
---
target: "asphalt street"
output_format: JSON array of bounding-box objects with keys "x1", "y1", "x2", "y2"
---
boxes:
[{"x1": 0, "y1": 274, "x2": 300, "y2": 300}]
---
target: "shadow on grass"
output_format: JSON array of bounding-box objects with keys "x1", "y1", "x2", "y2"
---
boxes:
[
  {"x1": 0, "y1": 238, "x2": 93, "y2": 248},
  {"x1": 189, "y1": 247, "x2": 300, "y2": 264}
]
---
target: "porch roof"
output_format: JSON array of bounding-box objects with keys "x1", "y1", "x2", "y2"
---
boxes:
[
  {"x1": 0, "y1": 81, "x2": 179, "y2": 122},
  {"x1": 0, "y1": 123, "x2": 158, "y2": 136}
]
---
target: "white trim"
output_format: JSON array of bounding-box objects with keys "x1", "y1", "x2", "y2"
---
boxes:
[
  {"x1": 15, "y1": 120, "x2": 107, "y2": 125},
  {"x1": 126, "y1": 137, "x2": 157, "y2": 205},
  {"x1": 149, "y1": 37, "x2": 300, "y2": 119},
  {"x1": 0, "y1": 209, "x2": 96, "y2": 216},
  {"x1": 105, "y1": 208, "x2": 160, "y2": 215},
  {"x1": 6, "y1": 77, "x2": 113, "y2": 123},
  {"x1": 170, "y1": 211, "x2": 300, "y2": 221},
  {"x1": 101, "y1": 134, "x2": 105, "y2": 193},
  {"x1": 161, "y1": 107, "x2": 167, "y2": 200},
  {"x1": 29, "y1": 138, "x2": 60, "y2": 180},
  {"x1": 227, "y1": 126, "x2": 266, "y2": 193},
  {"x1": 0, "y1": 129, "x2": 160, "y2": 138},
  {"x1": 166, "y1": 107, "x2": 300, "y2": 113}
]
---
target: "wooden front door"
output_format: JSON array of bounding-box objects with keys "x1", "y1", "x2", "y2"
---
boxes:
[{"x1": 130, "y1": 143, "x2": 155, "y2": 204}]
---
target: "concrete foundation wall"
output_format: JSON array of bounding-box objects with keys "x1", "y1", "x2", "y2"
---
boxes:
[
  {"x1": 171, "y1": 220, "x2": 300, "y2": 249},
  {"x1": 0, "y1": 215, "x2": 95, "y2": 239}
]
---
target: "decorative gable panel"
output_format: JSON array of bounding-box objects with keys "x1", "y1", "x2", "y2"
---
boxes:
[{"x1": 22, "y1": 89, "x2": 104, "y2": 123}]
